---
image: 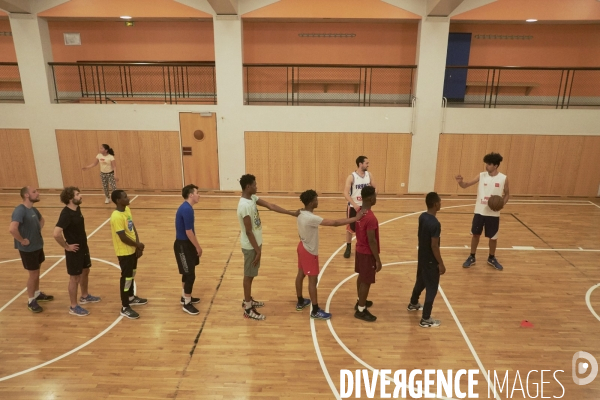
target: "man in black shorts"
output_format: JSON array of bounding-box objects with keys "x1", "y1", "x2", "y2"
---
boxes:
[
  {"x1": 54, "y1": 187, "x2": 101, "y2": 317},
  {"x1": 9, "y1": 186, "x2": 54, "y2": 313},
  {"x1": 408, "y1": 192, "x2": 446, "y2": 328},
  {"x1": 174, "y1": 184, "x2": 202, "y2": 315}
]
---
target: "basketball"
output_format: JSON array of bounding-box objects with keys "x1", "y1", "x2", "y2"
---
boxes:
[{"x1": 488, "y1": 195, "x2": 504, "y2": 212}]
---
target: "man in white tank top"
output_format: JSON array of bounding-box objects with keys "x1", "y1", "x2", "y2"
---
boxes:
[
  {"x1": 455, "y1": 152, "x2": 510, "y2": 271},
  {"x1": 343, "y1": 156, "x2": 377, "y2": 259}
]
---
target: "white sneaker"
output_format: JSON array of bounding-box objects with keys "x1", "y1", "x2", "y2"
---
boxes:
[{"x1": 104, "y1": 197, "x2": 110, "y2": 204}]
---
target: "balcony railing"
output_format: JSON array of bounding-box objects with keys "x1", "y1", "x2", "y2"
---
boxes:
[
  {"x1": 243, "y1": 64, "x2": 416, "y2": 106},
  {"x1": 0, "y1": 62, "x2": 23, "y2": 103},
  {"x1": 444, "y1": 66, "x2": 600, "y2": 108},
  {"x1": 49, "y1": 61, "x2": 217, "y2": 104}
]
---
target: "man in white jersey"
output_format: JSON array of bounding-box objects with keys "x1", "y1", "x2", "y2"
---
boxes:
[
  {"x1": 343, "y1": 156, "x2": 377, "y2": 258},
  {"x1": 296, "y1": 190, "x2": 364, "y2": 320},
  {"x1": 455, "y1": 152, "x2": 510, "y2": 271}
]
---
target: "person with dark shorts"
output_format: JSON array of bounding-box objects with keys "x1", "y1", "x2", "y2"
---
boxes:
[
  {"x1": 110, "y1": 190, "x2": 148, "y2": 320},
  {"x1": 354, "y1": 186, "x2": 381, "y2": 322},
  {"x1": 408, "y1": 192, "x2": 446, "y2": 328},
  {"x1": 53, "y1": 187, "x2": 101, "y2": 317},
  {"x1": 174, "y1": 184, "x2": 202, "y2": 315},
  {"x1": 9, "y1": 186, "x2": 54, "y2": 313},
  {"x1": 296, "y1": 190, "x2": 364, "y2": 320}
]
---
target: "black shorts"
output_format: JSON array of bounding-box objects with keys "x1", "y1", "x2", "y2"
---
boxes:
[
  {"x1": 117, "y1": 253, "x2": 138, "y2": 276},
  {"x1": 19, "y1": 249, "x2": 45, "y2": 271},
  {"x1": 174, "y1": 239, "x2": 200, "y2": 275},
  {"x1": 471, "y1": 214, "x2": 500, "y2": 239},
  {"x1": 346, "y1": 206, "x2": 357, "y2": 233},
  {"x1": 65, "y1": 249, "x2": 92, "y2": 276}
]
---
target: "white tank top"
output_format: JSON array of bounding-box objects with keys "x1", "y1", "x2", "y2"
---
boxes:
[
  {"x1": 474, "y1": 171, "x2": 506, "y2": 217},
  {"x1": 349, "y1": 171, "x2": 371, "y2": 206}
]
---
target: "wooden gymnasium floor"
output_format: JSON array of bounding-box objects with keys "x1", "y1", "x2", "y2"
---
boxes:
[{"x1": 0, "y1": 191, "x2": 599, "y2": 399}]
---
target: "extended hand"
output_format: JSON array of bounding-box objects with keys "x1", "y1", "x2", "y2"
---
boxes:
[{"x1": 455, "y1": 175, "x2": 463, "y2": 183}]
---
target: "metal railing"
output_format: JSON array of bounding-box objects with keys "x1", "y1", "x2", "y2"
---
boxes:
[
  {"x1": 444, "y1": 66, "x2": 600, "y2": 108},
  {"x1": 243, "y1": 64, "x2": 416, "y2": 106},
  {"x1": 49, "y1": 61, "x2": 217, "y2": 104},
  {"x1": 0, "y1": 62, "x2": 23, "y2": 103}
]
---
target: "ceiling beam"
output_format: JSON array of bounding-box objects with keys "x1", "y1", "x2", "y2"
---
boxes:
[{"x1": 0, "y1": 0, "x2": 30, "y2": 13}]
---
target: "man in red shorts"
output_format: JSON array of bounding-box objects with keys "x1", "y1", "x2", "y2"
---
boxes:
[
  {"x1": 296, "y1": 190, "x2": 363, "y2": 320},
  {"x1": 354, "y1": 186, "x2": 380, "y2": 322}
]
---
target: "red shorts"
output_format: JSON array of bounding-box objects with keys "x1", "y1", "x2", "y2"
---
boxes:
[
  {"x1": 355, "y1": 252, "x2": 376, "y2": 284},
  {"x1": 297, "y1": 242, "x2": 319, "y2": 276}
]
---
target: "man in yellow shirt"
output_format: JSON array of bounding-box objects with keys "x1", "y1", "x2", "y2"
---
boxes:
[{"x1": 110, "y1": 190, "x2": 147, "y2": 319}]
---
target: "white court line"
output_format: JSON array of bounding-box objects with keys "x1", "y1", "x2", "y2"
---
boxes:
[
  {"x1": 440, "y1": 246, "x2": 600, "y2": 252},
  {"x1": 0, "y1": 195, "x2": 138, "y2": 314},
  {"x1": 585, "y1": 284, "x2": 600, "y2": 323},
  {"x1": 590, "y1": 201, "x2": 600, "y2": 209}
]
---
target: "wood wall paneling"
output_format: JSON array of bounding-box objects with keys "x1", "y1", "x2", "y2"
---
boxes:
[
  {"x1": 116, "y1": 130, "x2": 143, "y2": 189},
  {"x1": 527, "y1": 135, "x2": 561, "y2": 194},
  {"x1": 315, "y1": 133, "x2": 340, "y2": 193},
  {"x1": 244, "y1": 132, "x2": 270, "y2": 191},
  {"x1": 384, "y1": 134, "x2": 412, "y2": 194},
  {"x1": 505, "y1": 135, "x2": 536, "y2": 194},
  {"x1": 338, "y1": 133, "x2": 363, "y2": 192},
  {"x1": 78, "y1": 130, "x2": 101, "y2": 189},
  {"x1": 268, "y1": 132, "x2": 294, "y2": 191},
  {"x1": 138, "y1": 131, "x2": 164, "y2": 190},
  {"x1": 6, "y1": 130, "x2": 39, "y2": 188},
  {"x1": 363, "y1": 133, "x2": 388, "y2": 193},
  {"x1": 292, "y1": 133, "x2": 316, "y2": 192},
  {"x1": 179, "y1": 113, "x2": 220, "y2": 190},
  {"x1": 56, "y1": 130, "x2": 84, "y2": 188},
  {"x1": 550, "y1": 135, "x2": 584, "y2": 196},
  {"x1": 434, "y1": 134, "x2": 463, "y2": 194},
  {"x1": 459, "y1": 134, "x2": 489, "y2": 194},
  {"x1": 0, "y1": 130, "x2": 10, "y2": 187},
  {"x1": 574, "y1": 136, "x2": 600, "y2": 196}
]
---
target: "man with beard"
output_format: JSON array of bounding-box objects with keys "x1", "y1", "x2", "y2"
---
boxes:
[
  {"x1": 54, "y1": 187, "x2": 101, "y2": 317},
  {"x1": 9, "y1": 186, "x2": 54, "y2": 313}
]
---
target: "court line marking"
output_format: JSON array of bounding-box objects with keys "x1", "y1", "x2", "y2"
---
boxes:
[
  {"x1": 0, "y1": 256, "x2": 124, "y2": 382},
  {"x1": 440, "y1": 246, "x2": 600, "y2": 252},
  {"x1": 590, "y1": 201, "x2": 600, "y2": 209},
  {"x1": 0, "y1": 195, "x2": 138, "y2": 314},
  {"x1": 585, "y1": 284, "x2": 600, "y2": 323}
]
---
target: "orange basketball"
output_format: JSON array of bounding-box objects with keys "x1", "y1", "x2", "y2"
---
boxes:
[{"x1": 488, "y1": 195, "x2": 504, "y2": 212}]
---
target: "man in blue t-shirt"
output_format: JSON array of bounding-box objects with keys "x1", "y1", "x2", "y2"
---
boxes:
[
  {"x1": 174, "y1": 184, "x2": 202, "y2": 315},
  {"x1": 408, "y1": 192, "x2": 446, "y2": 328}
]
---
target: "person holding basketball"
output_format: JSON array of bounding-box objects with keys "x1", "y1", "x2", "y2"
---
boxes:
[{"x1": 455, "y1": 152, "x2": 510, "y2": 271}]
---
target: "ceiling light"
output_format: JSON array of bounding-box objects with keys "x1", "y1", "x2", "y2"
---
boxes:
[
  {"x1": 526, "y1": 19, "x2": 537, "y2": 22},
  {"x1": 120, "y1": 16, "x2": 132, "y2": 20}
]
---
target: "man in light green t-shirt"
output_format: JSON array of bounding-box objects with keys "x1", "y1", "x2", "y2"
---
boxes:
[{"x1": 237, "y1": 174, "x2": 299, "y2": 321}]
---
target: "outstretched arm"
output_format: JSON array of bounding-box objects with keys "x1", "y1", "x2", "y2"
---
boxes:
[
  {"x1": 82, "y1": 159, "x2": 99, "y2": 170},
  {"x1": 320, "y1": 209, "x2": 365, "y2": 226},
  {"x1": 455, "y1": 174, "x2": 480, "y2": 189},
  {"x1": 256, "y1": 198, "x2": 299, "y2": 217}
]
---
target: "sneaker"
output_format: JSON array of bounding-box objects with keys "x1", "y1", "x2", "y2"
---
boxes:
[
  {"x1": 407, "y1": 303, "x2": 424, "y2": 312},
  {"x1": 311, "y1": 309, "x2": 332, "y2": 320},
  {"x1": 182, "y1": 302, "x2": 200, "y2": 315},
  {"x1": 28, "y1": 299, "x2": 43, "y2": 313},
  {"x1": 487, "y1": 257, "x2": 504, "y2": 271},
  {"x1": 36, "y1": 292, "x2": 54, "y2": 302},
  {"x1": 120, "y1": 307, "x2": 140, "y2": 319},
  {"x1": 354, "y1": 300, "x2": 373, "y2": 311},
  {"x1": 104, "y1": 197, "x2": 110, "y2": 204},
  {"x1": 180, "y1": 296, "x2": 200, "y2": 305},
  {"x1": 240, "y1": 298, "x2": 264, "y2": 308},
  {"x1": 296, "y1": 298, "x2": 311, "y2": 311},
  {"x1": 462, "y1": 256, "x2": 476, "y2": 268},
  {"x1": 80, "y1": 294, "x2": 101, "y2": 304},
  {"x1": 420, "y1": 318, "x2": 441, "y2": 328},
  {"x1": 243, "y1": 307, "x2": 266, "y2": 321},
  {"x1": 343, "y1": 245, "x2": 351, "y2": 259},
  {"x1": 69, "y1": 305, "x2": 90, "y2": 317},
  {"x1": 354, "y1": 308, "x2": 377, "y2": 322},
  {"x1": 129, "y1": 296, "x2": 148, "y2": 306}
]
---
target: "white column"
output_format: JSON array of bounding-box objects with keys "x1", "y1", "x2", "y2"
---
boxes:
[
  {"x1": 407, "y1": 16, "x2": 450, "y2": 193},
  {"x1": 9, "y1": 14, "x2": 63, "y2": 188},
  {"x1": 213, "y1": 15, "x2": 245, "y2": 191}
]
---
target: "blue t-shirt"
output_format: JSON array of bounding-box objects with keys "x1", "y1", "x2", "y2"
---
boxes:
[{"x1": 175, "y1": 201, "x2": 195, "y2": 240}]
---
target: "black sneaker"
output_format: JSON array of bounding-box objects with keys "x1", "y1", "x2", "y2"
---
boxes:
[
  {"x1": 36, "y1": 292, "x2": 54, "y2": 302},
  {"x1": 420, "y1": 318, "x2": 441, "y2": 328},
  {"x1": 129, "y1": 296, "x2": 148, "y2": 306},
  {"x1": 244, "y1": 307, "x2": 266, "y2": 321},
  {"x1": 28, "y1": 299, "x2": 43, "y2": 313},
  {"x1": 180, "y1": 296, "x2": 200, "y2": 305},
  {"x1": 120, "y1": 307, "x2": 140, "y2": 319},
  {"x1": 407, "y1": 303, "x2": 423, "y2": 312},
  {"x1": 182, "y1": 302, "x2": 200, "y2": 315},
  {"x1": 354, "y1": 308, "x2": 377, "y2": 322},
  {"x1": 354, "y1": 300, "x2": 373, "y2": 310},
  {"x1": 343, "y1": 245, "x2": 351, "y2": 259}
]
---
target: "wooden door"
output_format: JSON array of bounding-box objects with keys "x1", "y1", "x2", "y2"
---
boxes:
[{"x1": 179, "y1": 112, "x2": 219, "y2": 190}]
